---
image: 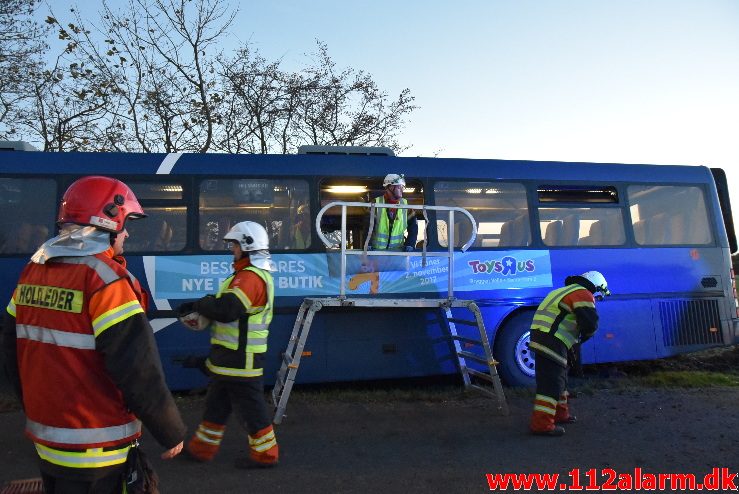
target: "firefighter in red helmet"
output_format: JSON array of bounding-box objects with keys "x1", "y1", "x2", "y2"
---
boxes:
[{"x1": 2, "y1": 176, "x2": 186, "y2": 493}]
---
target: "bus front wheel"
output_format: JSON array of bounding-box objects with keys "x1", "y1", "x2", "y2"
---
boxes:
[{"x1": 493, "y1": 311, "x2": 536, "y2": 387}]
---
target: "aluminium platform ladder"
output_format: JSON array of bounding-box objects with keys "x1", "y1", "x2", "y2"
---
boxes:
[{"x1": 271, "y1": 201, "x2": 509, "y2": 424}]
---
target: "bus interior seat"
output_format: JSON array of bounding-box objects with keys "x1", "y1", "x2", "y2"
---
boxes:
[
  {"x1": 633, "y1": 219, "x2": 648, "y2": 244},
  {"x1": 498, "y1": 217, "x2": 516, "y2": 247},
  {"x1": 455, "y1": 220, "x2": 474, "y2": 248},
  {"x1": 154, "y1": 220, "x2": 174, "y2": 250},
  {"x1": 544, "y1": 220, "x2": 564, "y2": 246},
  {"x1": 669, "y1": 213, "x2": 686, "y2": 244},
  {"x1": 580, "y1": 220, "x2": 604, "y2": 246},
  {"x1": 516, "y1": 215, "x2": 531, "y2": 246},
  {"x1": 647, "y1": 213, "x2": 668, "y2": 244},
  {"x1": 499, "y1": 215, "x2": 530, "y2": 247},
  {"x1": 562, "y1": 214, "x2": 580, "y2": 245}
]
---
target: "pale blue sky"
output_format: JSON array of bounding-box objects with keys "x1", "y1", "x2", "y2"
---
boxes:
[{"x1": 64, "y1": 1, "x2": 739, "y2": 229}]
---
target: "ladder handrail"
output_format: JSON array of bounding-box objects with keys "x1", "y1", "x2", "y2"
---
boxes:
[
  {"x1": 315, "y1": 201, "x2": 478, "y2": 298},
  {"x1": 315, "y1": 201, "x2": 478, "y2": 251}
]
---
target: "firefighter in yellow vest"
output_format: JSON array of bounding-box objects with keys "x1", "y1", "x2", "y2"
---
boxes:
[
  {"x1": 370, "y1": 173, "x2": 418, "y2": 251},
  {"x1": 2, "y1": 176, "x2": 185, "y2": 492},
  {"x1": 178, "y1": 221, "x2": 279, "y2": 468},
  {"x1": 291, "y1": 204, "x2": 310, "y2": 249},
  {"x1": 529, "y1": 271, "x2": 610, "y2": 436}
]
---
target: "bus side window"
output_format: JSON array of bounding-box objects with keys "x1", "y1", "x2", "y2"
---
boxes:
[
  {"x1": 628, "y1": 185, "x2": 713, "y2": 247},
  {"x1": 433, "y1": 181, "x2": 528, "y2": 249},
  {"x1": 0, "y1": 178, "x2": 56, "y2": 255},
  {"x1": 198, "y1": 178, "x2": 310, "y2": 251}
]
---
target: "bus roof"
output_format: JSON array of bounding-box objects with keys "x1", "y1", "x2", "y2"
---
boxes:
[{"x1": 0, "y1": 150, "x2": 714, "y2": 185}]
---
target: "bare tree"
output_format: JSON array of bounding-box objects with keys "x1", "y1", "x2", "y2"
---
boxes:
[
  {"x1": 217, "y1": 41, "x2": 417, "y2": 154},
  {"x1": 216, "y1": 47, "x2": 288, "y2": 154},
  {"x1": 291, "y1": 41, "x2": 416, "y2": 152},
  {"x1": 6, "y1": 16, "x2": 115, "y2": 151},
  {"x1": 67, "y1": 0, "x2": 235, "y2": 152},
  {"x1": 0, "y1": 0, "x2": 48, "y2": 134},
  {"x1": 5, "y1": 0, "x2": 416, "y2": 154}
]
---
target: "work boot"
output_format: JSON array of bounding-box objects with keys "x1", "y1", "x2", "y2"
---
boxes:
[
  {"x1": 556, "y1": 415, "x2": 577, "y2": 424},
  {"x1": 530, "y1": 409, "x2": 563, "y2": 436},
  {"x1": 554, "y1": 394, "x2": 576, "y2": 424},
  {"x1": 531, "y1": 425, "x2": 565, "y2": 437}
]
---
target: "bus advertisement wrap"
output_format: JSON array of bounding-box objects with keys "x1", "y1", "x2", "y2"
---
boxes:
[{"x1": 153, "y1": 250, "x2": 553, "y2": 299}]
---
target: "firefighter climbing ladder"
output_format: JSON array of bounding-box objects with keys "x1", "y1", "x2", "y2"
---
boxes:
[{"x1": 271, "y1": 201, "x2": 509, "y2": 424}]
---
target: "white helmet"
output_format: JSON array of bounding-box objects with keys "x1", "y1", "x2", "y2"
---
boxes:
[
  {"x1": 223, "y1": 221, "x2": 275, "y2": 271},
  {"x1": 383, "y1": 173, "x2": 406, "y2": 187},
  {"x1": 580, "y1": 271, "x2": 610, "y2": 298}
]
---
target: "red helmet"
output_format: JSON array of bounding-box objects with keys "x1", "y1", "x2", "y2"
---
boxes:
[{"x1": 57, "y1": 176, "x2": 146, "y2": 233}]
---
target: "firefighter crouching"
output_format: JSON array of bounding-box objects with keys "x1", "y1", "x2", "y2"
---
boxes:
[
  {"x1": 529, "y1": 271, "x2": 610, "y2": 436},
  {"x1": 178, "y1": 221, "x2": 279, "y2": 468},
  {"x1": 1, "y1": 176, "x2": 186, "y2": 492}
]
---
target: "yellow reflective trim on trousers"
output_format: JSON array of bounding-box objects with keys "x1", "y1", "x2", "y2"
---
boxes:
[
  {"x1": 534, "y1": 404, "x2": 556, "y2": 415},
  {"x1": 92, "y1": 301, "x2": 144, "y2": 337},
  {"x1": 529, "y1": 341, "x2": 568, "y2": 366},
  {"x1": 198, "y1": 424, "x2": 224, "y2": 437},
  {"x1": 195, "y1": 431, "x2": 222, "y2": 445},
  {"x1": 535, "y1": 394, "x2": 558, "y2": 406},
  {"x1": 249, "y1": 430, "x2": 276, "y2": 452},
  {"x1": 35, "y1": 443, "x2": 130, "y2": 469}
]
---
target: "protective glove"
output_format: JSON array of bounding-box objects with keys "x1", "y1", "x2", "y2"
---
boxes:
[
  {"x1": 178, "y1": 311, "x2": 211, "y2": 331},
  {"x1": 177, "y1": 301, "x2": 196, "y2": 317}
]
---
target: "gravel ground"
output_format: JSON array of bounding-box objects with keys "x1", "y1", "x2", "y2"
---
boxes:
[{"x1": 2, "y1": 381, "x2": 738, "y2": 493}]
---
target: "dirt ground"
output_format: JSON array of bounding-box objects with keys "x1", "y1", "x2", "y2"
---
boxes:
[{"x1": 2, "y1": 376, "x2": 739, "y2": 493}]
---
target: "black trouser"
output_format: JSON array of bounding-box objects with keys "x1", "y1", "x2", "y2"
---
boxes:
[
  {"x1": 40, "y1": 467, "x2": 124, "y2": 494},
  {"x1": 203, "y1": 378, "x2": 271, "y2": 435},
  {"x1": 531, "y1": 329, "x2": 569, "y2": 402},
  {"x1": 534, "y1": 349, "x2": 568, "y2": 401}
]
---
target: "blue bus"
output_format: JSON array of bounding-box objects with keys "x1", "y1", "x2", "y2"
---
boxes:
[{"x1": 1, "y1": 142, "x2": 737, "y2": 388}]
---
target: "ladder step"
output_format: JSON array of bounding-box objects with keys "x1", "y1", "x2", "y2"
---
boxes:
[
  {"x1": 457, "y1": 350, "x2": 491, "y2": 365},
  {"x1": 447, "y1": 317, "x2": 479, "y2": 327},
  {"x1": 469, "y1": 383, "x2": 498, "y2": 398},
  {"x1": 450, "y1": 334, "x2": 483, "y2": 346},
  {"x1": 466, "y1": 367, "x2": 494, "y2": 382}
]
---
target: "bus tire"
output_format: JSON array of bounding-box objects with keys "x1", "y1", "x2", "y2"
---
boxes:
[{"x1": 493, "y1": 310, "x2": 536, "y2": 387}]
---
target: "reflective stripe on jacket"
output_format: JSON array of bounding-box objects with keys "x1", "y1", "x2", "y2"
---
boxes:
[
  {"x1": 530, "y1": 284, "x2": 596, "y2": 350},
  {"x1": 371, "y1": 197, "x2": 408, "y2": 250},
  {"x1": 207, "y1": 266, "x2": 274, "y2": 378},
  {"x1": 12, "y1": 253, "x2": 144, "y2": 458}
]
